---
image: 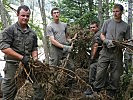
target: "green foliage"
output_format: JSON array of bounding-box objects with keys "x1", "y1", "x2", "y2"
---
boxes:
[
  {"x1": 94, "y1": 1, "x2": 115, "y2": 20},
  {"x1": 0, "y1": 0, "x2": 12, "y2": 27},
  {"x1": 118, "y1": 73, "x2": 132, "y2": 100},
  {"x1": 7, "y1": 0, "x2": 19, "y2": 5},
  {"x1": 3, "y1": 0, "x2": 9, "y2": 5},
  {"x1": 51, "y1": 0, "x2": 99, "y2": 28},
  {"x1": 117, "y1": 58, "x2": 133, "y2": 100},
  {"x1": 0, "y1": 22, "x2": 3, "y2": 30},
  {"x1": 74, "y1": 12, "x2": 99, "y2": 28},
  {"x1": 28, "y1": 20, "x2": 43, "y2": 40},
  {"x1": 59, "y1": 15, "x2": 69, "y2": 23},
  {"x1": 3, "y1": 0, "x2": 12, "y2": 11}
]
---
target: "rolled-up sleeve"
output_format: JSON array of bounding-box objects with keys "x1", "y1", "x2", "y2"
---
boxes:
[
  {"x1": 0, "y1": 28, "x2": 13, "y2": 50},
  {"x1": 32, "y1": 33, "x2": 38, "y2": 51}
]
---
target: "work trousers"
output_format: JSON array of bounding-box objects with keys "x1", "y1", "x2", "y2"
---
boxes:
[
  {"x1": 49, "y1": 45, "x2": 74, "y2": 70},
  {"x1": 1, "y1": 62, "x2": 45, "y2": 100},
  {"x1": 89, "y1": 62, "x2": 97, "y2": 86},
  {"x1": 94, "y1": 47, "x2": 123, "y2": 91}
]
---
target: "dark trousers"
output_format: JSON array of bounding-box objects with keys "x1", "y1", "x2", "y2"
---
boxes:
[
  {"x1": 94, "y1": 48, "x2": 123, "y2": 92},
  {"x1": 1, "y1": 62, "x2": 45, "y2": 100}
]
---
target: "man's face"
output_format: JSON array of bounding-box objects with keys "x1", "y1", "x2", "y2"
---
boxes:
[
  {"x1": 52, "y1": 10, "x2": 60, "y2": 20},
  {"x1": 113, "y1": 8, "x2": 122, "y2": 20},
  {"x1": 90, "y1": 24, "x2": 99, "y2": 33},
  {"x1": 17, "y1": 9, "x2": 30, "y2": 25}
]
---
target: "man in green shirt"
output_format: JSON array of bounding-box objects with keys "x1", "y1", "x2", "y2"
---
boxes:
[{"x1": 0, "y1": 5, "x2": 44, "y2": 100}]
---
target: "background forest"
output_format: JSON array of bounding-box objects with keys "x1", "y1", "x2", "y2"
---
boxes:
[
  {"x1": 0, "y1": 0, "x2": 132, "y2": 100},
  {"x1": 0, "y1": 0, "x2": 132, "y2": 63}
]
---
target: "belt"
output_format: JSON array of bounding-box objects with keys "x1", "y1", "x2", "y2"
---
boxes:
[{"x1": 5, "y1": 60, "x2": 19, "y2": 64}]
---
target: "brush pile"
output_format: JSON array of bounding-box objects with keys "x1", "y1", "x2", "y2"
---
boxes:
[
  {"x1": 15, "y1": 60, "x2": 99, "y2": 100},
  {"x1": 15, "y1": 26, "x2": 97, "y2": 100},
  {"x1": 14, "y1": 25, "x2": 133, "y2": 100}
]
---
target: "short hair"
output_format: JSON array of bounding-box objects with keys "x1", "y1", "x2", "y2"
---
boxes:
[
  {"x1": 17, "y1": 5, "x2": 30, "y2": 15},
  {"x1": 51, "y1": 7, "x2": 60, "y2": 15},
  {"x1": 90, "y1": 21, "x2": 99, "y2": 28},
  {"x1": 113, "y1": 4, "x2": 124, "y2": 12}
]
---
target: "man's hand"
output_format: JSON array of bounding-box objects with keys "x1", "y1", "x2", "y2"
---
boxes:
[
  {"x1": 21, "y1": 55, "x2": 30, "y2": 69},
  {"x1": 103, "y1": 39, "x2": 115, "y2": 48},
  {"x1": 63, "y1": 45, "x2": 72, "y2": 52}
]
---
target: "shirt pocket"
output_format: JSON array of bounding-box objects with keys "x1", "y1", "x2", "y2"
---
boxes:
[
  {"x1": 13, "y1": 36, "x2": 23, "y2": 48},
  {"x1": 25, "y1": 37, "x2": 34, "y2": 52}
]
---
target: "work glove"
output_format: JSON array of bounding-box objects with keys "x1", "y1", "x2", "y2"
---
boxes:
[
  {"x1": 63, "y1": 45, "x2": 72, "y2": 52},
  {"x1": 21, "y1": 55, "x2": 30, "y2": 69},
  {"x1": 103, "y1": 39, "x2": 115, "y2": 48}
]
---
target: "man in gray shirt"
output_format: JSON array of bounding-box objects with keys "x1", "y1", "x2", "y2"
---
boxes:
[
  {"x1": 46, "y1": 8, "x2": 73, "y2": 69},
  {"x1": 94, "y1": 4, "x2": 130, "y2": 99}
]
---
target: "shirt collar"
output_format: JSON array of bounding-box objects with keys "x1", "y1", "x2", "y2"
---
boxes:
[{"x1": 15, "y1": 22, "x2": 32, "y2": 33}]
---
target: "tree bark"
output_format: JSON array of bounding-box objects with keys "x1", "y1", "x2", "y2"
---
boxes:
[
  {"x1": 105, "y1": 0, "x2": 109, "y2": 19},
  {"x1": 128, "y1": 0, "x2": 132, "y2": 38},
  {"x1": 20, "y1": 0, "x2": 24, "y2": 5},
  {"x1": 38, "y1": 0, "x2": 49, "y2": 64},
  {"x1": 88, "y1": 0, "x2": 93, "y2": 11},
  {"x1": 98, "y1": 0, "x2": 103, "y2": 28},
  {"x1": 128, "y1": 0, "x2": 133, "y2": 68},
  {"x1": 0, "y1": 0, "x2": 9, "y2": 29}
]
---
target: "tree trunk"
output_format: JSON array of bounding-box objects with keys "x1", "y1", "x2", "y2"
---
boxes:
[
  {"x1": 98, "y1": 0, "x2": 103, "y2": 28},
  {"x1": 88, "y1": 0, "x2": 93, "y2": 11},
  {"x1": 31, "y1": 1, "x2": 34, "y2": 23},
  {"x1": 20, "y1": 0, "x2": 24, "y2": 5},
  {"x1": 128, "y1": 0, "x2": 133, "y2": 67},
  {"x1": 38, "y1": 0, "x2": 49, "y2": 64},
  {"x1": 128, "y1": 0, "x2": 132, "y2": 38},
  {"x1": 0, "y1": 0, "x2": 9, "y2": 29},
  {"x1": 105, "y1": 0, "x2": 109, "y2": 19}
]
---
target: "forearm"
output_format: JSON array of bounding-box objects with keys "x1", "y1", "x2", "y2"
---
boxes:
[
  {"x1": 100, "y1": 33, "x2": 106, "y2": 41},
  {"x1": 91, "y1": 43, "x2": 98, "y2": 59},
  {"x1": 1, "y1": 48, "x2": 23, "y2": 60},
  {"x1": 49, "y1": 36, "x2": 64, "y2": 48},
  {"x1": 52, "y1": 39, "x2": 64, "y2": 48}
]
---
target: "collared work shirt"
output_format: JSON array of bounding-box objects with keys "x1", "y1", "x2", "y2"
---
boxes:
[{"x1": 0, "y1": 22, "x2": 38, "y2": 60}]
